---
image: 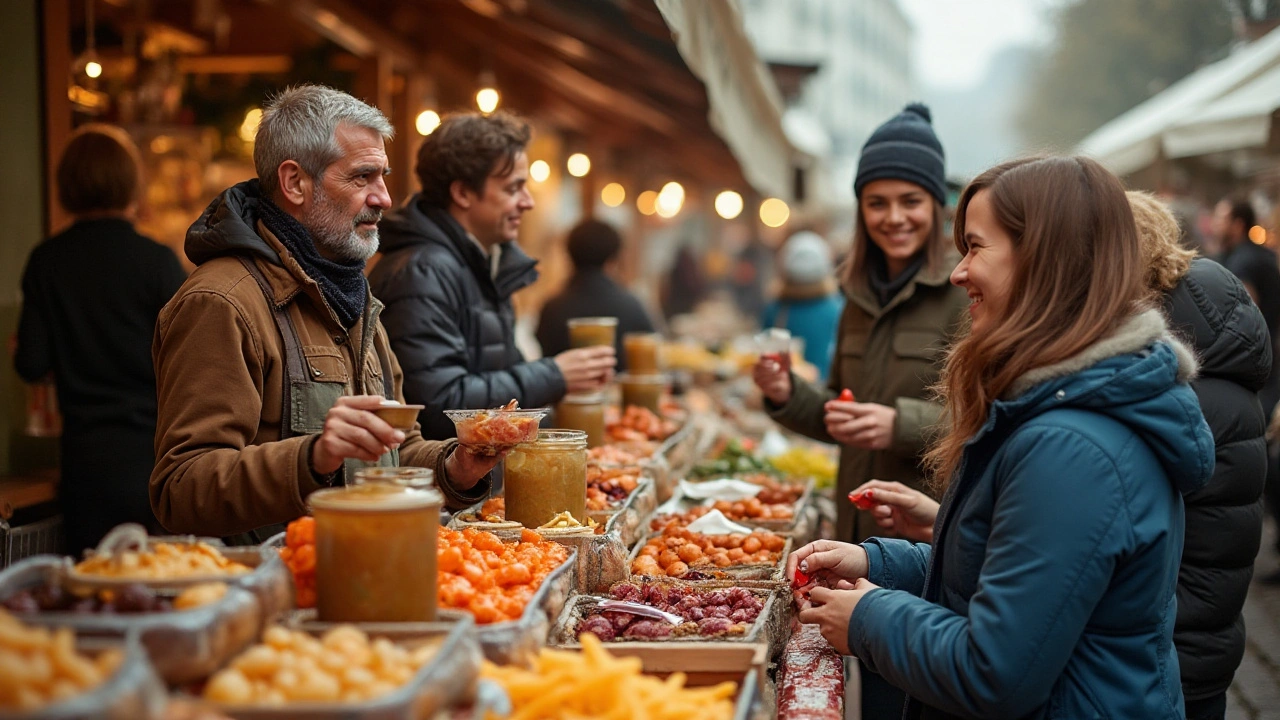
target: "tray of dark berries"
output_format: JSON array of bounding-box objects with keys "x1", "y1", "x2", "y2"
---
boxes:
[
  {"x1": 550, "y1": 580, "x2": 788, "y2": 657},
  {"x1": 0, "y1": 556, "x2": 261, "y2": 685}
]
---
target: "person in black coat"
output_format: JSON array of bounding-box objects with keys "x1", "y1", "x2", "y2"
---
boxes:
[
  {"x1": 14, "y1": 124, "x2": 187, "y2": 554},
  {"x1": 535, "y1": 219, "x2": 656, "y2": 370},
  {"x1": 1133, "y1": 191, "x2": 1269, "y2": 720},
  {"x1": 368, "y1": 112, "x2": 615, "y2": 441}
]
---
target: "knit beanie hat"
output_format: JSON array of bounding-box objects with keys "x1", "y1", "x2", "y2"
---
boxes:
[
  {"x1": 854, "y1": 103, "x2": 946, "y2": 205},
  {"x1": 780, "y1": 231, "x2": 831, "y2": 286}
]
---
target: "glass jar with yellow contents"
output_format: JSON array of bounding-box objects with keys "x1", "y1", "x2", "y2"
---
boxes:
[
  {"x1": 503, "y1": 430, "x2": 588, "y2": 528},
  {"x1": 623, "y1": 332, "x2": 663, "y2": 374},
  {"x1": 556, "y1": 393, "x2": 605, "y2": 448},
  {"x1": 309, "y1": 468, "x2": 440, "y2": 622}
]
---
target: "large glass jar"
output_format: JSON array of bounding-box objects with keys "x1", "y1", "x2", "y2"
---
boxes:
[
  {"x1": 556, "y1": 393, "x2": 605, "y2": 448},
  {"x1": 618, "y1": 373, "x2": 668, "y2": 414},
  {"x1": 504, "y1": 430, "x2": 588, "y2": 528},
  {"x1": 567, "y1": 317, "x2": 618, "y2": 349},
  {"x1": 623, "y1": 332, "x2": 663, "y2": 374},
  {"x1": 309, "y1": 468, "x2": 440, "y2": 622}
]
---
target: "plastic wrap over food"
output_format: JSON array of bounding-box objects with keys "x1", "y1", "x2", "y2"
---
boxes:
[
  {"x1": 551, "y1": 580, "x2": 789, "y2": 658},
  {"x1": 0, "y1": 556, "x2": 261, "y2": 685},
  {"x1": 0, "y1": 632, "x2": 166, "y2": 720},
  {"x1": 203, "y1": 612, "x2": 481, "y2": 720}
]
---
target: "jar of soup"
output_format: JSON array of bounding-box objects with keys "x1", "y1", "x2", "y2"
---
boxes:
[
  {"x1": 567, "y1": 317, "x2": 618, "y2": 349},
  {"x1": 504, "y1": 430, "x2": 588, "y2": 528},
  {"x1": 310, "y1": 468, "x2": 440, "y2": 622},
  {"x1": 619, "y1": 373, "x2": 668, "y2": 414},
  {"x1": 623, "y1": 332, "x2": 662, "y2": 374},
  {"x1": 556, "y1": 393, "x2": 605, "y2": 448}
]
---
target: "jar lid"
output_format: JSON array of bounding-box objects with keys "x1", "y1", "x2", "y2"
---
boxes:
[
  {"x1": 352, "y1": 466, "x2": 435, "y2": 489},
  {"x1": 567, "y1": 316, "x2": 618, "y2": 326},
  {"x1": 517, "y1": 429, "x2": 588, "y2": 449},
  {"x1": 309, "y1": 483, "x2": 442, "y2": 512}
]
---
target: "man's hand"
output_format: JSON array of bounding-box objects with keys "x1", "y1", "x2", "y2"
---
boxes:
[
  {"x1": 554, "y1": 346, "x2": 617, "y2": 394},
  {"x1": 311, "y1": 395, "x2": 405, "y2": 475},
  {"x1": 752, "y1": 355, "x2": 792, "y2": 405},
  {"x1": 824, "y1": 399, "x2": 897, "y2": 450},
  {"x1": 444, "y1": 444, "x2": 505, "y2": 491},
  {"x1": 797, "y1": 579, "x2": 883, "y2": 655},
  {"x1": 851, "y1": 480, "x2": 939, "y2": 542}
]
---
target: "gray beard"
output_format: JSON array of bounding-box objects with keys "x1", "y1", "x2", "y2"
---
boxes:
[{"x1": 306, "y1": 186, "x2": 381, "y2": 262}]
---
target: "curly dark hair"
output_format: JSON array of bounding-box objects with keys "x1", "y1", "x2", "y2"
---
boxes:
[{"x1": 415, "y1": 111, "x2": 531, "y2": 209}]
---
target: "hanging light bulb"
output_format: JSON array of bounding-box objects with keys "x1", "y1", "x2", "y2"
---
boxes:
[
  {"x1": 415, "y1": 110, "x2": 441, "y2": 136},
  {"x1": 656, "y1": 182, "x2": 685, "y2": 218},
  {"x1": 239, "y1": 108, "x2": 263, "y2": 143},
  {"x1": 636, "y1": 191, "x2": 658, "y2": 216},
  {"x1": 759, "y1": 198, "x2": 791, "y2": 228},
  {"x1": 476, "y1": 70, "x2": 500, "y2": 114},
  {"x1": 601, "y1": 183, "x2": 626, "y2": 207},
  {"x1": 714, "y1": 191, "x2": 744, "y2": 220},
  {"x1": 529, "y1": 160, "x2": 551, "y2": 183},
  {"x1": 566, "y1": 153, "x2": 591, "y2": 178}
]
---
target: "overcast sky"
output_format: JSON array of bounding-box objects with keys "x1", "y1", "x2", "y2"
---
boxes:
[{"x1": 898, "y1": 0, "x2": 1053, "y2": 89}]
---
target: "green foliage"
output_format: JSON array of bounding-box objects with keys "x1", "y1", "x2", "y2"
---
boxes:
[{"x1": 1016, "y1": 0, "x2": 1235, "y2": 149}]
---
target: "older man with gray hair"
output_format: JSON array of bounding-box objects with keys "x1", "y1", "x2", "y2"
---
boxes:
[{"x1": 151, "y1": 85, "x2": 499, "y2": 541}]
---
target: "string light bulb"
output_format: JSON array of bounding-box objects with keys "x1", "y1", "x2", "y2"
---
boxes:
[
  {"x1": 759, "y1": 198, "x2": 790, "y2": 228},
  {"x1": 714, "y1": 191, "x2": 744, "y2": 220}
]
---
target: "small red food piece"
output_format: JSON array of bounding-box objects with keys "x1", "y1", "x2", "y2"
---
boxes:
[
  {"x1": 837, "y1": 389, "x2": 854, "y2": 402},
  {"x1": 793, "y1": 567, "x2": 812, "y2": 588},
  {"x1": 848, "y1": 490, "x2": 875, "y2": 510}
]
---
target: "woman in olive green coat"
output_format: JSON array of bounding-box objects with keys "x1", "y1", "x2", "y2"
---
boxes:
[{"x1": 754, "y1": 104, "x2": 969, "y2": 544}]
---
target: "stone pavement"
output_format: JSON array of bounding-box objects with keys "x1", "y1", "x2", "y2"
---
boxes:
[{"x1": 1228, "y1": 518, "x2": 1280, "y2": 719}]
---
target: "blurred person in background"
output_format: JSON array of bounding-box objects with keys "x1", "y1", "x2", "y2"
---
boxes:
[
  {"x1": 849, "y1": 191, "x2": 1269, "y2": 720},
  {"x1": 536, "y1": 219, "x2": 656, "y2": 370},
  {"x1": 760, "y1": 230, "x2": 843, "y2": 380},
  {"x1": 14, "y1": 124, "x2": 187, "y2": 554},
  {"x1": 660, "y1": 243, "x2": 706, "y2": 320},
  {"x1": 369, "y1": 112, "x2": 614, "y2": 440}
]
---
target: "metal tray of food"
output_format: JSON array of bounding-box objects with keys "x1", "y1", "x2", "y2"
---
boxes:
[
  {"x1": 448, "y1": 513, "x2": 629, "y2": 596},
  {"x1": 590, "y1": 476, "x2": 658, "y2": 548},
  {"x1": 550, "y1": 581, "x2": 789, "y2": 658},
  {"x1": 658, "y1": 475, "x2": 815, "y2": 538},
  {"x1": 62, "y1": 533, "x2": 292, "y2": 625},
  {"x1": 199, "y1": 612, "x2": 480, "y2": 720},
  {"x1": 0, "y1": 556, "x2": 262, "y2": 686},
  {"x1": 626, "y1": 528, "x2": 792, "y2": 586},
  {"x1": 0, "y1": 631, "x2": 167, "y2": 720}
]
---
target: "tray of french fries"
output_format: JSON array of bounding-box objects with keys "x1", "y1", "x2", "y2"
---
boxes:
[
  {"x1": 66, "y1": 525, "x2": 292, "y2": 627},
  {"x1": 550, "y1": 579, "x2": 789, "y2": 658},
  {"x1": 189, "y1": 613, "x2": 479, "y2": 719},
  {"x1": 479, "y1": 632, "x2": 763, "y2": 720},
  {"x1": 0, "y1": 610, "x2": 166, "y2": 719},
  {"x1": 0, "y1": 556, "x2": 261, "y2": 686}
]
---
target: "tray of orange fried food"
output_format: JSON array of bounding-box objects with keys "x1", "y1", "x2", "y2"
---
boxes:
[{"x1": 436, "y1": 527, "x2": 575, "y2": 665}]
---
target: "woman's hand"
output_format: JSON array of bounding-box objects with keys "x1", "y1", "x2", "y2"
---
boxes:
[
  {"x1": 824, "y1": 399, "x2": 896, "y2": 450},
  {"x1": 850, "y1": 480, "x2": 939, "y2": 542},
  {"x1": 787, "y1": 539, "x2": 870, "y2": 588},
  {"x1": 752, "y1": 356, "x2": 793, "y2": 405},
  {"x1": 797, "y1": 579, "x2": 883, "y2": 655}
]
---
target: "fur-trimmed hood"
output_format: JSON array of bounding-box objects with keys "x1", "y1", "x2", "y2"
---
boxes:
[{"x1": 992, "y1": 308, "x2": 1214, "y2": 496}]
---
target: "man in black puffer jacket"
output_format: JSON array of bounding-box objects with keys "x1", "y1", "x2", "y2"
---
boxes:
[
  {"x1": 1133, "y1": 192, "x2": 1270, "y2": 720},
  {"x1": 369, "y1": 112, "x2": 615, "y2": 440}
]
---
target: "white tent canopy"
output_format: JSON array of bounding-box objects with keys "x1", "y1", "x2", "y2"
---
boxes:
[{"x1": 1078, "y1": 25, "x2": 1280, "y2": 175}]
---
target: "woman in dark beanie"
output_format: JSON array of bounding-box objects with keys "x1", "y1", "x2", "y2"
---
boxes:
[{"x1": 755, "y1": 103, "x2": 968, "y2": 542}]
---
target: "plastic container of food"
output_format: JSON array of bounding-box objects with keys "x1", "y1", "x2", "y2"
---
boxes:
[
  {"x1": 443, "y1": 406, "x2": 548, "y2": 455},
  {"x1": 0, "y1": 631, "x2": 166, "y2": 720},
  {"x1": 0, "y1": 556, "x2": 261, "y2": 685},
  {"x1": 556, "y1": 393, "x2": 605, "y2": 448},
  {"x1": 503, "y1": 430, "x2": 588, "y2": 528},
  {"x1": 623, "y1": 332, "x2": 663, "y2": 374},
  {"x1": 200, "y1": 613, "x2": 480, "y2": 720},
  {"x1": 618, "y1": 373, "x2": 668, "y2": 414},
  {"x1": 309, "y1": 477, "x2": 441, "y2": 622},
  {"x1": 567, "y1": 317, "x2": 617, "y2": 349}
]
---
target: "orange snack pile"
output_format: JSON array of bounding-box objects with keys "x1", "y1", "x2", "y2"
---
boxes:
[
  {"x1": 437, "y1": 527, "x2": 569, "y2": 624},
  {"x1": 606, "y1": 406, "x2": 678, "y2": 443},
  {"x1": 631, "y1": 525, "x2": 785, "y2": 578},
  {"x1": 278, "y1": 517, "x2": 316, "y2": 609},
  {"x1": 587, "y1": 465, "x2": 641, "y2": 511}
]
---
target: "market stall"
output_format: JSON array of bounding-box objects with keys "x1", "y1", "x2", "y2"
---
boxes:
[{"x1": 0, "y1": 326, "x2": 847, "y2": 719}]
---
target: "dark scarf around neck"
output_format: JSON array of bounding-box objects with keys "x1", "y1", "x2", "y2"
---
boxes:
[
  {"x1": 867, "y1": 244, "x2": 927, "y2": 307},
  {"x1": 259, "y1": 198, "x2": 367, "y2": 328}
]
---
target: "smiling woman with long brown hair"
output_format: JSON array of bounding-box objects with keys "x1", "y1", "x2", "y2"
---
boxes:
[{"x1": 786, "y1": 156, "x2": 1215, "y2": 719}]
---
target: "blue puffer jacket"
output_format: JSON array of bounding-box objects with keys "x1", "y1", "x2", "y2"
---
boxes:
[{"x1": 848, "y1": 310, "x2": 1215, "y2": 720}]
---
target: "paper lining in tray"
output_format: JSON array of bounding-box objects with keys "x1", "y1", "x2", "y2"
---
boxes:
[
  {"x1": 0, "y1": 556, "x2": 262, "y2": 686},
  {"x1": 549, "y1": 581, "x2": 790, "y2": 658},
  {"x1": 195, "y1": 612, "x2": 480, "y2": 720},
  {"x1": 655, "y1": 475, "x2": 816, "y2": 539}
]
